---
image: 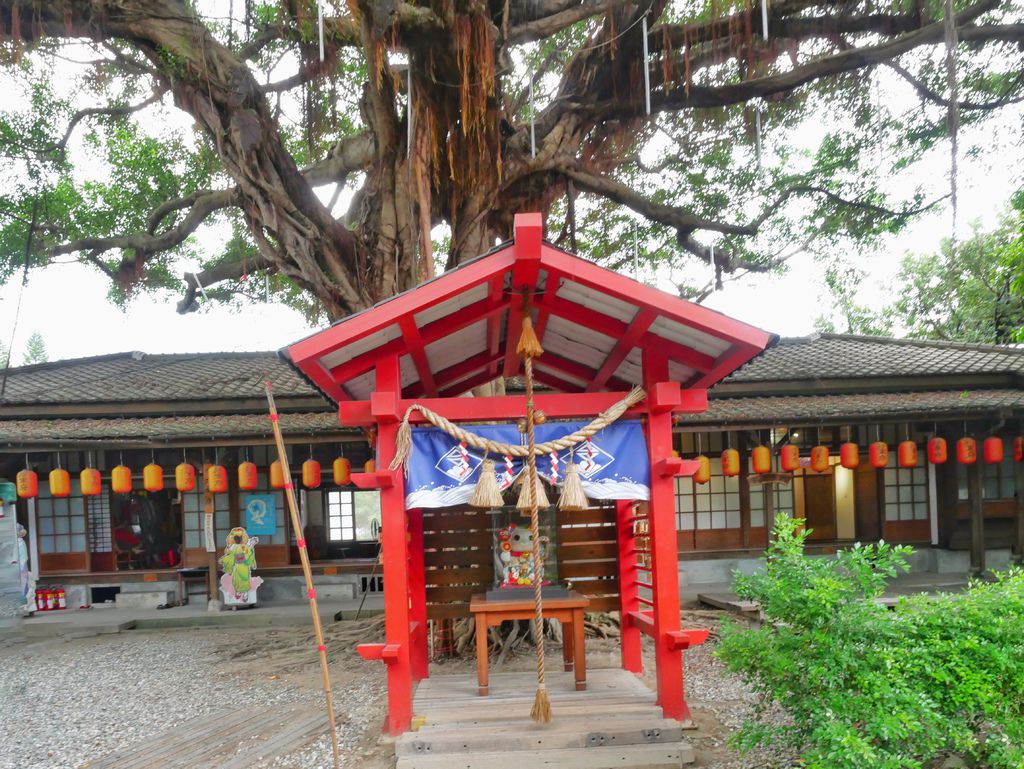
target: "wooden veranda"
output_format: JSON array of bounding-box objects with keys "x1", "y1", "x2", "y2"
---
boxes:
[{"x1": 282, "y1": 212, "x2": 774, "y2": 736}]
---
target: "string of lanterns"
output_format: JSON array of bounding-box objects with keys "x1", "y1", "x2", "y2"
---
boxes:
[
  {"x1": 686, "y1": 427, "x2": 1022, "y2": 485},
  {"x1": 14, "y1": 447, "x2": 373, "y2": 499}
]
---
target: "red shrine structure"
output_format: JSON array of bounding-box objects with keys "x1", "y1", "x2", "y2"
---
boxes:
[{"x1": 282, "y1": 213, "x2": 774, "y2": 735}]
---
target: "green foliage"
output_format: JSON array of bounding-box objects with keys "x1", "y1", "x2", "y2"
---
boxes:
[
  {"x1": 717, "y1": 514, "x2": 1024, "y2": 769},
  {"x1": 21, "y1": 330, "x2": 47, "y2": 365},
  {"x1": 823, "y1": 199, "x2": 1024, "y2": 342}
]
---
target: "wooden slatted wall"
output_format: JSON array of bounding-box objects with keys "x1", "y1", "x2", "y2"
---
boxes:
[
  {"x1": 556, "y1": 504, "x2": 620, "y2": 612},
  {"x1": 422, "y1": 504, "x2": 621, "y2": 620},
  {"x1": 423, "y1": 506, "x2": 495, "y2": 620}
]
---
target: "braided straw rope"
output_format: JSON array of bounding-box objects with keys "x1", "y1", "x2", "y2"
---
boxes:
[
  {"x1": 523, "y1": 355, "x2": 550, "y2": 722},
  {"x1": 388, "y1": 386, "x2": 647, "y2": 471}
]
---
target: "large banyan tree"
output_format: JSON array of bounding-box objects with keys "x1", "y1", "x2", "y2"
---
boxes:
[{"x1": 0, "y1": 0, "x2": 1022, "y2": 320}]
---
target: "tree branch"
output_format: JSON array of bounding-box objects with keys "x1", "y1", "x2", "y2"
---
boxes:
[
  {"x1": 301, "y1": 131, "x2": 375, "y2": 187},
  {"x1": 555, "y1": 164, "x2": 756, "y2": 236},
  {"x1": 507, "y1": 0, "x2": 627, "y2": 44},
  {"x1": 56, "y1": 88, "x2": 167, "y2": 154},
  {"x1": 887, "y1": 62, "x2": 1024, "y2": 111},
  {"x1": 752, "y1": 185, "x2": 950, "y2": 229},
  {"x1": 177, "y1": 255, "x2": 273, "y2": 313},
  {"x1": 578, "y1": 0, "x2": 998, "y2": 121},
  {"x1": 51, "y1": 189, "x2": 238, "y2": 260}
]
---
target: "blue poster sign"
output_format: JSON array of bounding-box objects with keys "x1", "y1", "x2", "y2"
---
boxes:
[
  {"x1": 244, "y1": 494, "x2": 277, "y2": 536},
  {"x1": 404, "y1": 420, "x2": 650, "y2": 508}
]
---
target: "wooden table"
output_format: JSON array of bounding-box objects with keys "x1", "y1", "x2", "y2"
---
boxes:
[{"x1": 469, "y1": 591, "x2": 590, "y2": 696}]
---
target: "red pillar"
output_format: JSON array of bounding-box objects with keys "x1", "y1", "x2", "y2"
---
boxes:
[
  {"x1": 617, "y1": 499, "x2": 643, "y2": 674},
  {"x1": 642, "y1": 349, "x2": 691, "y2": 723},
  {"x1": 408, "y1": 507, "x2": 429, "y2": 681},
  {"x1": 376, "y1": 356, "x2": 414, "y2": 735}
]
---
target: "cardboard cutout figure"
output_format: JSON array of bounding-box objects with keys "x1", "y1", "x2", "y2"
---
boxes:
[{"x1": 219, "y1": 526, "x2": 263, "y2": 606}]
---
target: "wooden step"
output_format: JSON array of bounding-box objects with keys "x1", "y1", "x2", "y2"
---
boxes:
[
  {"x1": 417, "y1": 700, "x2": 661, "y2": 726},
  {"x1": 397, "y1": 717, "x2": 684, "y2": 756},
  {"x1": 396, "y1": 742, "x2": 694, "y2": 769}
]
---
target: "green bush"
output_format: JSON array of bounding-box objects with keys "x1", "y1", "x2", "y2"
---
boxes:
[{"x1": 716, "y1": 514, "x2": 1024, "y2": 769}]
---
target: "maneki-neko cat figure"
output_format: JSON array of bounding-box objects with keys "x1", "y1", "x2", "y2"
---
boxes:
[
  {"x1": 220, "y1": 526, "x2": 263, "y2": 606},
  {"x1": 496, "y1": 523, "x2": 548, "y2": 588}
]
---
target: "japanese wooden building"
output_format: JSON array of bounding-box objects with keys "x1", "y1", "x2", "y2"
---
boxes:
[{"x1": 2, "y1": 317, "x2": 1023, "y2": 598}]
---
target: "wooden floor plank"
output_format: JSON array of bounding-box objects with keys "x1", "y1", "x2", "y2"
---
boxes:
[
  {"x1": 401, "y1": 669, "x2": 694, "y2": 767},
  {"x1": 396, "y1": 743, "x2": 693, "y2": 769}
]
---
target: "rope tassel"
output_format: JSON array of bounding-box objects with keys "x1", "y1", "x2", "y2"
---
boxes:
[
  {"x1": 516, "y1": 469, "x2": 549, "y2": 511},
  {"x1": 558, "y1": 461, "x2": 589, "y2": 512},
  {"x1": 470, "y1": 458, "x2": 505, "y2": 508}
]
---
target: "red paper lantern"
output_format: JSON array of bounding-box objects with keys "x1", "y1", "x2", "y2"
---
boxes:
[
  {"x1": 80, "y1": 468, "x2": 102, "y2": 497},
  {"x1": 693, "y1": 455, "x2": 711, "y2": 484},
  {"x1": 16, "y1": 469, "x2": 37, "y2": 499},
  {"x1": 302, "y1": 458, "x2": 322, "y2": 488},
  {"x1": 780, "y1": 444, "x2": 800, "y2": 472},
  {"x1": 333, "y1": 457, "x2": 351, "y2": 485},
  {"x1": 238, "y1": 461, "x2": 258, "y2": 491},
  {"x1": 810, "y1": 445, "x2": 829, "y2": 473},
  {"x1": 927, "y1": 437, "x2": 948, "y2": 465},
  {"x1": 839, "y1": 442, "x2": 859, "y2": 470},
  {"x1": 1014, "y1": 436, "x2": 1023, "y2": 462},
  {"x1": 49, "y1": 468, "x2": 71, "y2": 498},
  {"x1": 175, "y1": 463, "x2": 196, "y2": 492},
  {"x1": 869, "y1": 441, "x2": 888, "y2": 469},
  {"x1": 721, "y1": 449, "x2": 740, "y2": 477},
  {"x1": 898, "y1": 441, "x2": 918, "y2": 468},
  {"x1": 957, "y1": 437, "x2": 977, "y2": 465},
  {"x1": 143, "y1": 463, "x2": 164, "y2": 492},
  {"x1": 983, "y1": 436, "x2": 1003, "y2": 464},
  {"x1": 364, "y1": 458, "x2": 377, "y2": 473},
  {"x1": 111, "y1": 465, "x2": 132, "y2": 494},
  {"x1": 207, "y1": 465, "x2": 228, "y2": 493},
  {"x1": 751, "y1": 446, "x2": 771, "y2": 474},
  {"x1": 270, "y1": 460, "x2": 286, "y2": 489}
]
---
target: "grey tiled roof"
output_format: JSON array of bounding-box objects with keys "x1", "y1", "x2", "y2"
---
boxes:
[
  {"x1": 0, "y1": 410, "x2": 343, "y2": 443},
  {"x1": 676, "y1": 388, "x2": 1024, "y2": 426},
  {"x1": 727, "y1": 334, "x2": 1024, "y2": 383},
  {"x1": 0, "y1": 352, "x2": 313, "y2": 405}
]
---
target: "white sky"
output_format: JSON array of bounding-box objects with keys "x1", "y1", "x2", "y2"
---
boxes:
[{"x1": 0, "y1": 29, "x2": 1021, "y2": 364}]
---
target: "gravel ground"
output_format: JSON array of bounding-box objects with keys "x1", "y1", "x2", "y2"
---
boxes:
[
  {"x1": 0, "y1": 611, "x2": 792, "y2": 769},
  {"x1": 0, "y1": 625, "x2": 389, "y2": 769}
]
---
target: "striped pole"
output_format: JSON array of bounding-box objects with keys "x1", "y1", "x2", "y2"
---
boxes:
[{"x1": 265, "y1": 381, "x2": 341, "y2": 769}]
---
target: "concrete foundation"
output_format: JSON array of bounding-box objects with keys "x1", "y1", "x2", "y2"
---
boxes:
[
  {"x1": 679, "y1": 546, "x2": 1017, "y2": 598},
  {"x1": 256, "y1": 575, "x2": 358, "y2": 602},
  {"x1": 115, "y1": 590, "x2": 174, "y2": 609}
]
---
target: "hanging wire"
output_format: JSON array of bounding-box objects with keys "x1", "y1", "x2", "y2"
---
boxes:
[
  {"x1": 632, "y1": 224, "x2": 639, "y2": 279},
  {"x1": 529, "y1": 76, "x2": 536, "y2": 158},
  {"x1": 754, "y1": 105, "x2": 763, "y2": 169},
  {"x1": 317, "y1": 0, "x2": 325, "y2": 62},
  {"x1": 641, "y1": 12, "x2": 651, "y2": 116},
  {"x1": 406, "y1": 59, "x2": 413, "y2": 160}
]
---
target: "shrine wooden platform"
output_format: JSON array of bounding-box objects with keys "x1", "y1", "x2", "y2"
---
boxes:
[{"x1": 395, "y1": 668, "x2": 695, "y2": 768}]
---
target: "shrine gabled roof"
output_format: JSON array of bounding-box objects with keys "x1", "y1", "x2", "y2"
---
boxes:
[{"x1": 281, "y1": 213, "x2": 776, "y2": 403}]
